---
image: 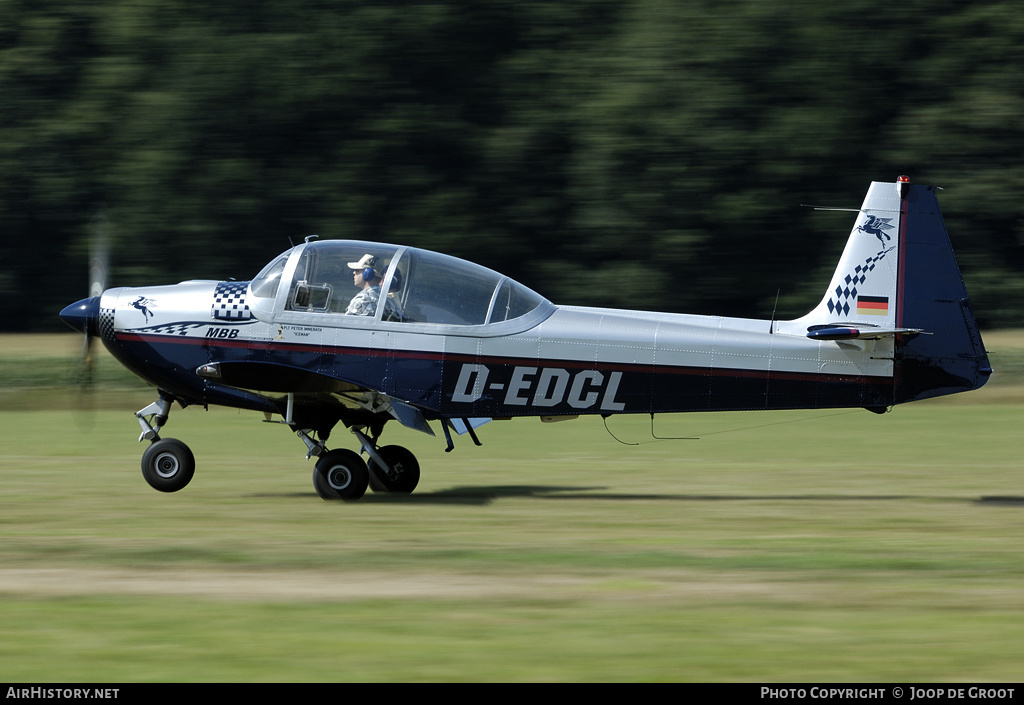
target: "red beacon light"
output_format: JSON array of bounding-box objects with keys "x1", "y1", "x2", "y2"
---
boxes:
[{"x1": 896, "y1": 174, "x2": 911, "y2": 199}]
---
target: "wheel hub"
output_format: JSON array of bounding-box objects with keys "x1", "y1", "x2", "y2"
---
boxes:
[
  {"x1": 328, "y1": 466, "x2": 352, "y2": 490},
  {"x1": 154, "y1": 453, "x2": 180, "y2": 478}
]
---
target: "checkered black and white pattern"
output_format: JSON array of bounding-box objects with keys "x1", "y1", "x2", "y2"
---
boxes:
[
  {"x1": 212, "y1": 281, "x2": 253, "y2": 321},
  {"x1": 145, "y1": 322, "x2": 208, "y2": 336},
  {"x1": 99, "y1": 308, "x2": 116, "y2": 342},
  {"x1": 826, "y1": 248, "x2": 892, "y2": 316}
]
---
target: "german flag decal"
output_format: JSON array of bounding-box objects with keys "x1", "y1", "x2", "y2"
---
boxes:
[{"x1": 856, "y1": 295, "x2": 889, "y2": 316}]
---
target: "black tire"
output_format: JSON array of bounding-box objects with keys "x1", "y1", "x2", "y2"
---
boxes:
[
  {"x1": 367, "y1": 462, "x2": 387, "y2": 493},
  {"x1": 313, "y1": 449, "x2": 369, "y2": 501},
  {"x1": 367, "y1": 445, "x2": 420, "y2": 494},
  {"x1": 141, "y1": 438, "x2": 196, "y2": 493}
]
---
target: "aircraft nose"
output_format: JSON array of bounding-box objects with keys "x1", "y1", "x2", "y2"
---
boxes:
[{"x1": 59, "y1": 296, "x2": 101, "y2": 336}]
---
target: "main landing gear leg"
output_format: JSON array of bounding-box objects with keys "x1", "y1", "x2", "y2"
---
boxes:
[
  {"x1": 296, "y1": 429, "x2": 326, "y2": 460},
  {"x1": 135, "y1": 394, "x2": 195, "y2": 493},
  {"x1": 298, "y1": 427, "x2": 370, "y2": 501},
  {"x1": 307, "y1": 426, "x2": 420, "y2": 500},
  {"x1": 352, "y1": 427, "x2": 420, "y2": 495},
  {"x1": 297, "y1": 422, "x2": 420, "y2": 501}
]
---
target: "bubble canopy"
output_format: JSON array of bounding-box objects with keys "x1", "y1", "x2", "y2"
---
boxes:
[{"x1": 248, "y1": 240, "x2": 553, "y2": 333}]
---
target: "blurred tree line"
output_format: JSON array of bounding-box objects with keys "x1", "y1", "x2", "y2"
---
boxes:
[{"x1": 2, "y1": 0, "x2": 1023, "y2": 331}]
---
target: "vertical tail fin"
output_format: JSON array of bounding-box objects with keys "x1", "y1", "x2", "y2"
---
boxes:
[
  {"x1": 797, "y1": 181, "x2": 904, "y2": 330},
  {"x1": 793, "y1": 178, "x2": 991, "y2": 402}
]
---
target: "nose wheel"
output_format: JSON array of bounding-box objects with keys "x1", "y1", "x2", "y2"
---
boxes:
[{"x1": 141, "y1": 438, "x2": 196, "y2": 492}]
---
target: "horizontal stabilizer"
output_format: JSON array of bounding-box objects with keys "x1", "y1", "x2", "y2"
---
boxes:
[{"x1": 806, "y1": 325, "x2": 926, "y2": 341}]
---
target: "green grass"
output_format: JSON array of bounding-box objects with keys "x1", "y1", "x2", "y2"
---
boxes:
[
  {"x1": 0, "y1": 334, "x2": 151, "y2": 410},
  {"x1": 1, "y1": 335, "x2": 1023, "y2": 681}
]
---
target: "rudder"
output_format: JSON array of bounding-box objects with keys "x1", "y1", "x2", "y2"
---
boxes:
[
  {"x1": 895, "y1": 181, "x2": 991, "y2": 401},
  {"x1": 791, "y1": 178, "x2": 991, "y2": 402}
]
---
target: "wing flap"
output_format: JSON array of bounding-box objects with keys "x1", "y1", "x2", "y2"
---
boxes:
[{"x1": 197, "y1": 361, "x2": 436, "y2": 436}]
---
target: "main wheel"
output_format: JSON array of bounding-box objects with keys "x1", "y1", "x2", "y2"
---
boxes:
[
  {"x1": 141, "y1": 438, "x2": 195, "y2": 493},
  {"x1": 367, "y1": 445, "x2": 420, "y2": 494},
  {"x1": 313, "y1": 449, "x2": 369, "y2": 501}
]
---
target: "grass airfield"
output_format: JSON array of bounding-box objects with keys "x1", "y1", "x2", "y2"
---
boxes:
[{"x1": 0, "y1": 334, "x2": 1022, "y2": 681}]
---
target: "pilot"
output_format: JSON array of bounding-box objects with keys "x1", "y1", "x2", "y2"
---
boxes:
[{"x1": 345, "y1": 254, "x2": 405, "y2": 321}]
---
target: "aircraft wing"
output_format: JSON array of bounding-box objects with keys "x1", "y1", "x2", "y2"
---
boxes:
[
  {"x1": 197, "y1": 360, "x2": 360, "y2": 394},
  {"x1": 195, "y1": 360, "x2": 435, "y2": 436}
]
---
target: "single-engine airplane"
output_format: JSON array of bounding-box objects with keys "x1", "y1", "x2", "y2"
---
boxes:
[{"x1": 60, "y1": 177, "x2": 991, "y2": 499}]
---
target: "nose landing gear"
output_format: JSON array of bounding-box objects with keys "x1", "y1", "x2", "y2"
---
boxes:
[{"x1": 136, "y1": 396, "x2": 197, "y2": 493}]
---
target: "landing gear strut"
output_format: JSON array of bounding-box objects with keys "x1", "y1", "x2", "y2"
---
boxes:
[
  {"x1": 367, "y1": 445, "x2": 420, "y2": 494},
  {"x1": 352, "y1": 428, "x2": 420, "y2": 495},
  {"x1": 131, "y1": 395, "x2": 421, "y2": 500},
  {"x1": 306, "y1": 425, "x2": 420, "y2": 501},
  {"x1": 136, "y1": 396, "x2": 197, "y2": 493}
]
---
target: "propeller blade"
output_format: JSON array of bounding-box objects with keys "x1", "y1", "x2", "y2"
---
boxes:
[
  {"x1": 66, "y1": 213, "x2": 111, "y2": 419},
  {"x1": 88, "y1": 212, "x2": 110, "y2": 297}
]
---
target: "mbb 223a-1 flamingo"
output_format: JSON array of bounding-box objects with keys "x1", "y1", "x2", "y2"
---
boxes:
[{"x1": 59, "y1": 177, "x2": 991, "y2": 500}]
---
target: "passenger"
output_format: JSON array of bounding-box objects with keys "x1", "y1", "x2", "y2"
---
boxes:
[{"x1": 345, "y1": 254, "x2": 406, "y2": 321}]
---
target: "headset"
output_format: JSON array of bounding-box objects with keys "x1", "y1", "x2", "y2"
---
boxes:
[{"x1": 361, "y1": 255, "x2": 378, "y2": 282}]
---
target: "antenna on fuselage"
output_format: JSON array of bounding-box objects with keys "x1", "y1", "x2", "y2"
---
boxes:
[{"x1": 769, "y1": 288, "x2": 780, "y2": 334}]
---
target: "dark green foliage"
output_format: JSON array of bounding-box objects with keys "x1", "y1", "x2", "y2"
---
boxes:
[{"x1": 3, "y1": 0, "x2": 1023, "y2": 330}]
